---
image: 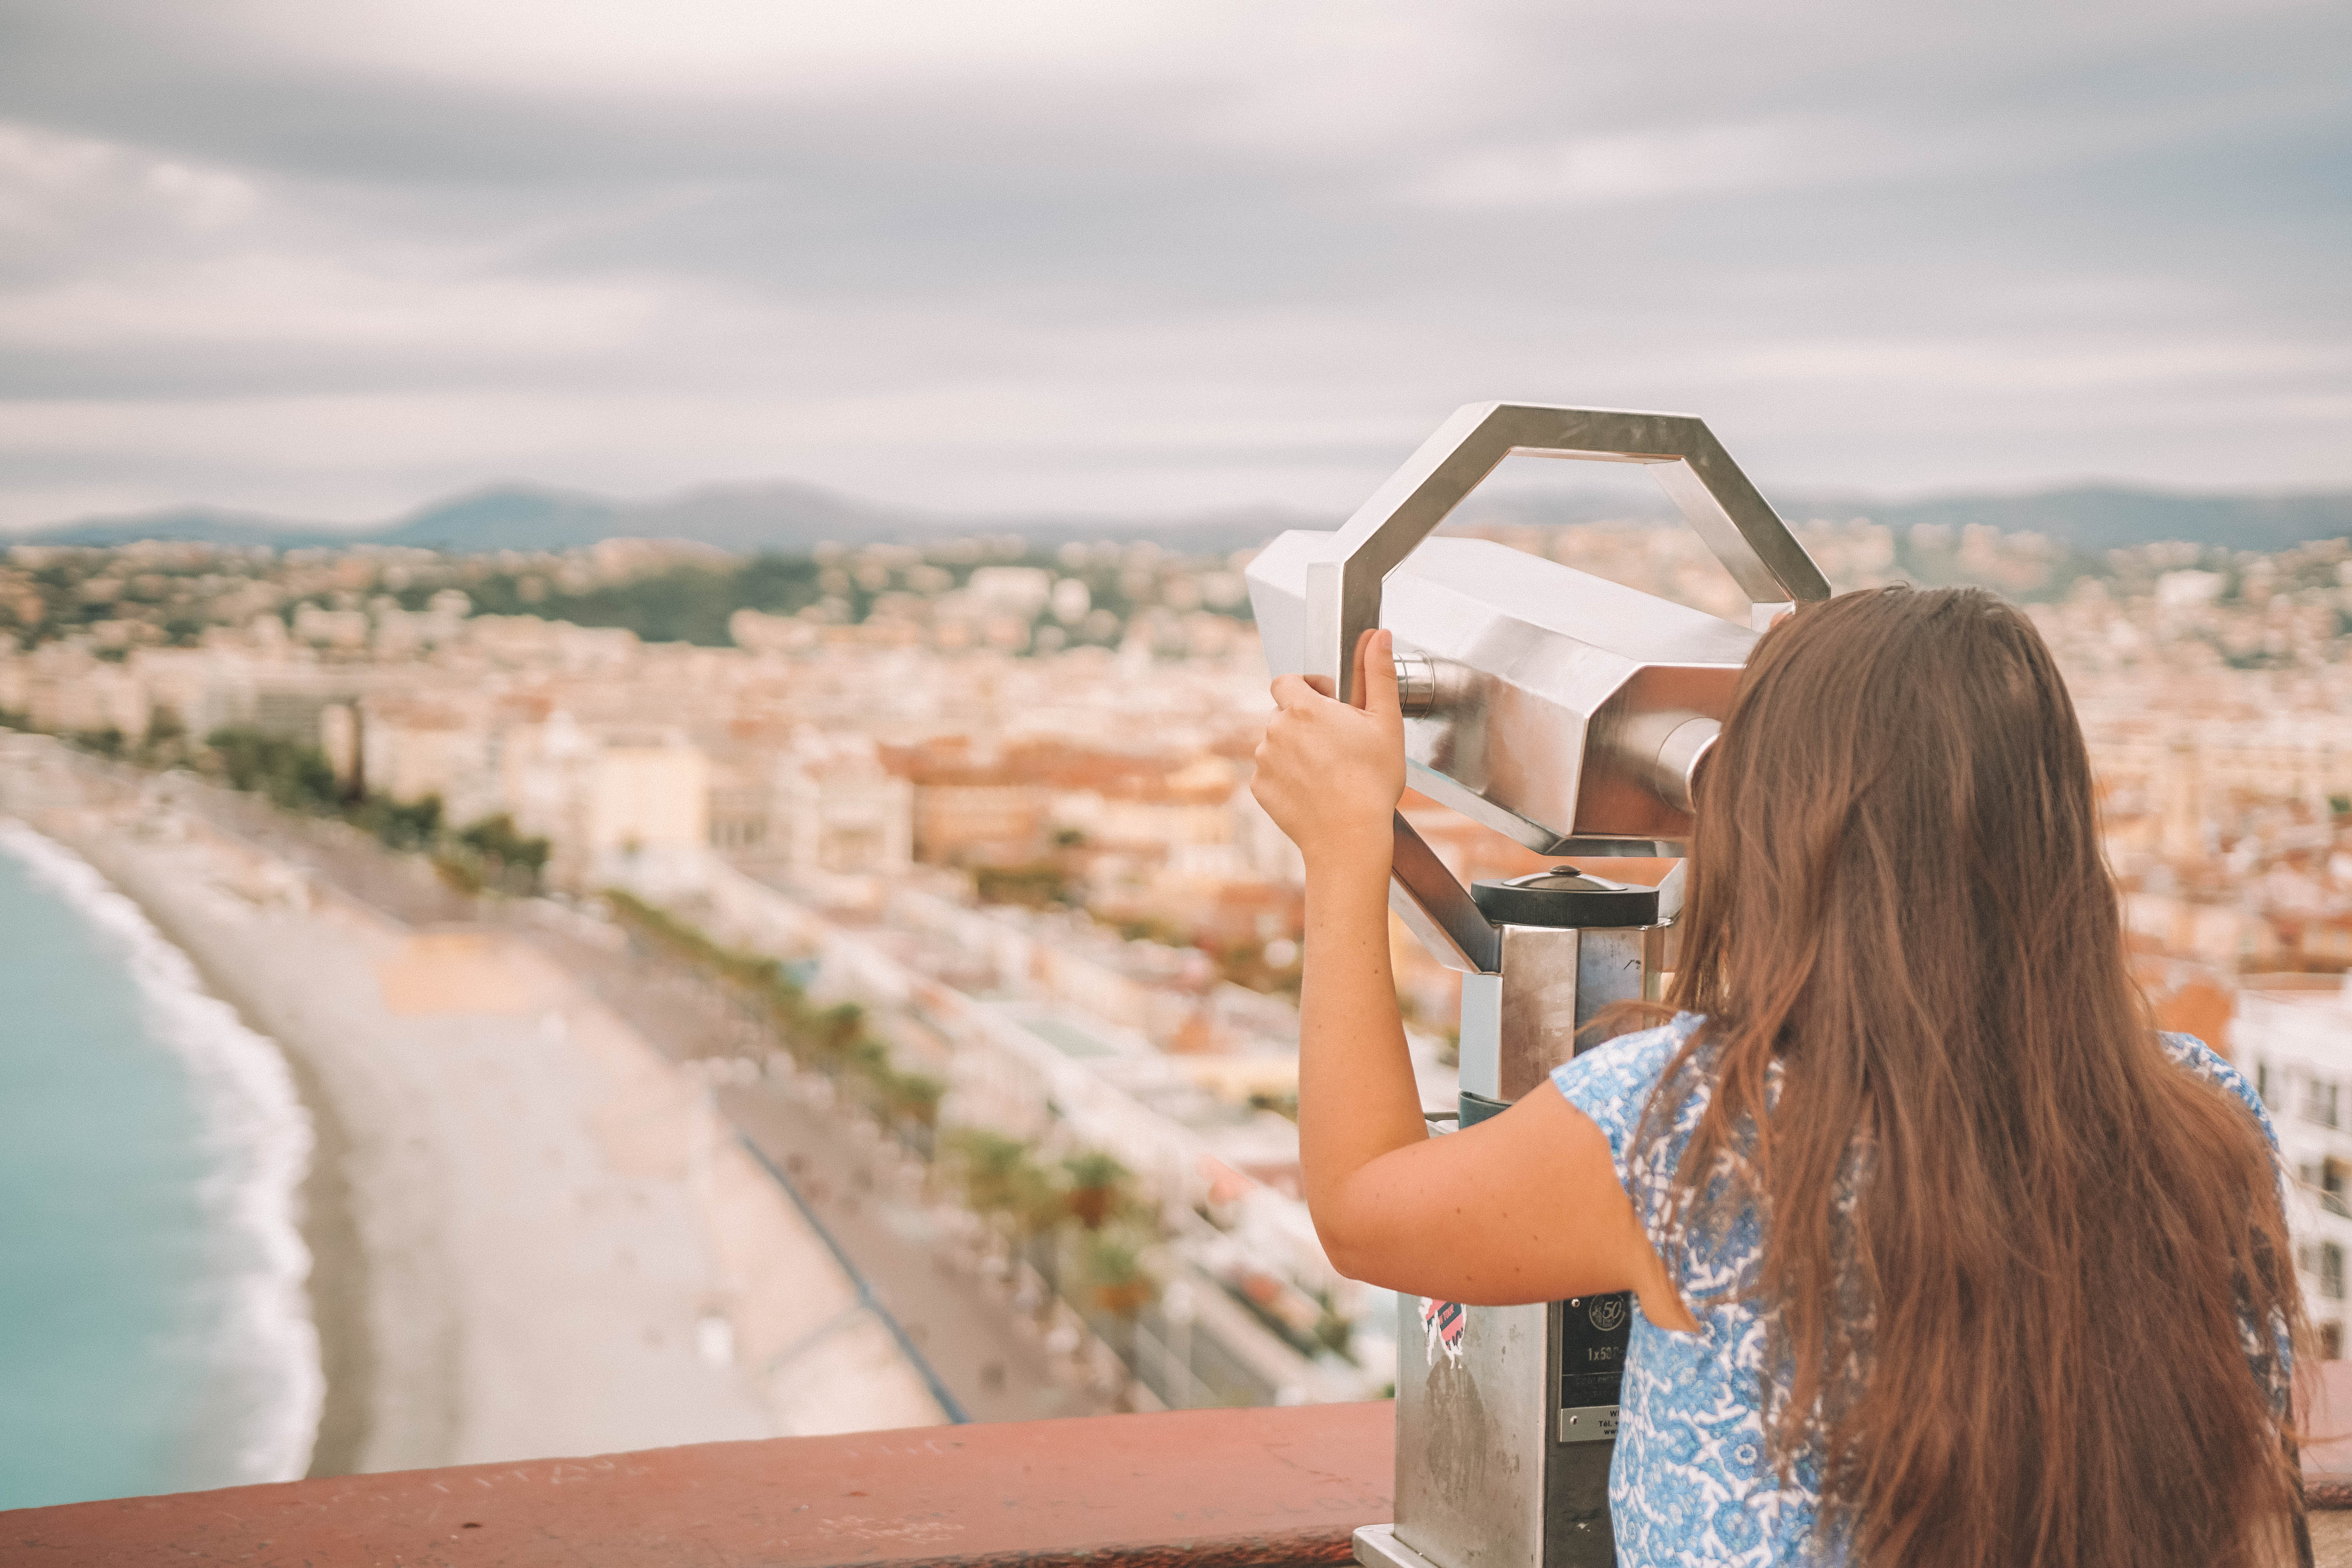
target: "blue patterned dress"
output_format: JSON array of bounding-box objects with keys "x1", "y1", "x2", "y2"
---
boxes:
[{"x1": 1550, "y1": 1013, "x2": 2278, "y2": 1567}]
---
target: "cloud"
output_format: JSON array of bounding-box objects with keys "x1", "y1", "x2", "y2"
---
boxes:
[
  {"x1": 242, "y1": 0, "x2": 1223, "y2": 97},
  {"x1": 0, "y1": 246, "x2": 662, "y2": 362},
  {"x1": 0, "y1": 0, "x2": 2343, "y2": 530},
  {"x1": 1406, "y1": 119, "x2": 1863, "y2": 209},
  {"x1": 0, "y1": 123, "x2": 259, "y2": 283}
]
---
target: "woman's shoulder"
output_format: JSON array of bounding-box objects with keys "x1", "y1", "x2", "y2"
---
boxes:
[
  {"x1": 2158, "y1": 1031, "x2": 2279, "y2": 1150},
  {"x1": 1549, "y1": 1013, "x2": 1706, "y2": 1156},
  {"x1": 1554, "y1": 1012, "x2": 1704, "y2": 1091}
]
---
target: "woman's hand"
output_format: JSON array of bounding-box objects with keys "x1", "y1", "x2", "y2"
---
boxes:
[{"x1": 1251, "y1": 628, "x2": 1405, "y2": 867}]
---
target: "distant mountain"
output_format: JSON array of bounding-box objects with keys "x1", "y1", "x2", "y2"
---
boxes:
[
  {"x1": 14, "y1": 479, "x2": 1319, "y2": 558},
  {"x1": 374, "y1": 485, "x2": 622, "y2": 552},
  {"x1": 15, "y1": 477, "x2": 2351, "y2": 559},
  {"x1": 617, "y1": 480, "x2": 941, "y2": 553},
  {"x1": 1473, "y1": 483, "x2": 2352, "y2": 556},
  {"x1": 1785, "y1": 485, "x2": 2352, "y2": 555},
  {"x1": 25, "y1": 505, "x2": 357, "y2": 549}
]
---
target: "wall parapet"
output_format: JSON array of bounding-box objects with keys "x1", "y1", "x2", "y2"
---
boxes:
[
  {"x1": 18, "y1": 1368, "x2": 2352, "y2": 1563},
  {"x1": 5, "y1": 1403, "x2": 1393, "y2": 1568}
]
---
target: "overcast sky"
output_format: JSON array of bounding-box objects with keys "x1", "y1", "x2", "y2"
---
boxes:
[{"x1": 0, "y1": 0, "x2": 2345, "y2": 531}]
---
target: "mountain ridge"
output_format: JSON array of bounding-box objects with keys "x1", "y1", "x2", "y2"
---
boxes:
[{"x1": 16, "y1": 477, "x2": 2352, "y2": 558}]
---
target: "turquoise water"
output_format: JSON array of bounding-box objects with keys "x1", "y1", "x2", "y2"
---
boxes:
[{"x1": 0, "y1": 823, "x2": 318, "y2": 1508}]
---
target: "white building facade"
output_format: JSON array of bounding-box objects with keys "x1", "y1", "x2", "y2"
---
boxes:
[{"x1": 2234, "y1": 980, "x2": 2352, "y2": 1358}]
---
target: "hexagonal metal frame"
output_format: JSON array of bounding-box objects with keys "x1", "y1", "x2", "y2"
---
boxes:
[
  {"x1": 1305, "y1": 402, "x2": 1830, "y2": 703},
  {"x1": 1274, "y1": 402, "x2": 1832, "y2": 975}
]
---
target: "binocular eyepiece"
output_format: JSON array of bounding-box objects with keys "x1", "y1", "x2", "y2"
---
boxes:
[{"x1": 1391, "y1": 648, "x2": 1720, "y2": 818}]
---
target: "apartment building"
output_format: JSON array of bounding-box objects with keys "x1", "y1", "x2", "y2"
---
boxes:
[{"x1": 2235, "y1": 978, "x2": 2352, "y2": 1356}]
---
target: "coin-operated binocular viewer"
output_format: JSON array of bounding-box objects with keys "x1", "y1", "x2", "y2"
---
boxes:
[{"x1": 1245, "y1": 404, "x2": 1831, "y2": 1568}]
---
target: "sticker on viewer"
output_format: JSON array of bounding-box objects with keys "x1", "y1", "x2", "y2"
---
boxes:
[{"x1": 1420, "y1": 1298, "x2": 1465, "y2": 1367}]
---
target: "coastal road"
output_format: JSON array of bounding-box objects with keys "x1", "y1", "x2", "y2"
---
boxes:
[
  {"x1": 509, "y1": 920, "x2": 1118, "y2": 1425},
  {"x1": 719, "y1": 1082, "x2": 1111, "y2": 1425}
]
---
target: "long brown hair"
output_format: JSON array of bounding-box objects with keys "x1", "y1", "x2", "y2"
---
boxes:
[{"x1": 1652, "y1": 586, "x2": 2306, "y2": 1566}]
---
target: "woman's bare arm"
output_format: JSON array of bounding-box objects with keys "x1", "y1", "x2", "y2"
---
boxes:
[{"x1": 1253, "y1": 629, "x2": 1694, "y2": 1326}]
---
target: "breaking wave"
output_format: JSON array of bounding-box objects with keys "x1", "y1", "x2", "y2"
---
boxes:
[{"x1": 0, "y1": 819, "x2": 323, "y2": 1484}]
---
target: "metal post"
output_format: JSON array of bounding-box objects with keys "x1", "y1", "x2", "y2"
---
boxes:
[{"x1": 1362, "y1": 869, "x2": 1660, "y2": 1568}]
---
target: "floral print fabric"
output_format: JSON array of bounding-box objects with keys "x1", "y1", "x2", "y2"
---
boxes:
[{"x1": 1550, "y1": 1014, "x2": 2274, "y2": 1567}]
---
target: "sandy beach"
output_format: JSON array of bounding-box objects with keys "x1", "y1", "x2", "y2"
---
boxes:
[{"x1": 0, "y1": 735, "x2": 945, "y2": 1478}]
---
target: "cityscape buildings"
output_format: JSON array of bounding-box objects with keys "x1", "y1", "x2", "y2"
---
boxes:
[{"x1": 5, "y1": 515, "x2": 2352, "y2": 1367}]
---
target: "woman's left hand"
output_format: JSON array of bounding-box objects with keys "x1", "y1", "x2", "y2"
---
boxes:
[{"x1": 1251, "y1": 628, "x2": 1405, "y2": 868}]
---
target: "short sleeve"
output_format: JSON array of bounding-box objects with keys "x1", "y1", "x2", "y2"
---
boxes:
[
  {"x1": 2159, "y1": 1032, "x2": 2281, "y2": 1154},
  {"x1": 2158, "y1": 1031, "x2": 2295, "y2": 1409},
  {"x1": 1550, "y1": 1014, "x2": 1703, "y2": 1240}
]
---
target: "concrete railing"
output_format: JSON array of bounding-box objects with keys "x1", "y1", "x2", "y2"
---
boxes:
[
  {"x1": 2309, "y1": 1361, "x2": 2352, "y2": 1508},
  {"x1": 5, "y1": 1403, "x2": 1393, "y2": 1568},
  {"x1": 16, "y1": 1374, "x2": 2352, "y2": 1566}
]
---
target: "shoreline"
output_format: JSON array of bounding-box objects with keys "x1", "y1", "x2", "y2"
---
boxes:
[
  {"x1": 58, "y1": 819, "x2": 385, "y2": 1475},
  {"x1": 0, "y1": 811, "x2": 325, "y2": 1494},
  {"x1": 0, "y1": 734, "x2": 947, "y2": 1479},
  {"x1": 114, "y1": 864, "x2": 381, "y2": 1477},
  {"x1": 3, "y1": 775, "x2": 407, "y2": 1475},
  {"x1": 271, "y1": 991, "x2": 377, "y2": 1478}
]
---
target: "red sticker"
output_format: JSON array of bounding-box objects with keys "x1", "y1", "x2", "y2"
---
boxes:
[{"x1": 1420, "y1": 1297, "x2": 1465, "y2": 1366}]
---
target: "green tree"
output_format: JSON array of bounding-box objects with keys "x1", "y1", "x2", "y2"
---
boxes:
[
  {"x1": 974, "y1": 862, "x2": 1073, "y2": 908},
  {"x1": 1080, "y1": 1227, "x2": 1158, "y2": 1319},
  {"x1": 204, "y1": 729, "x2": 341, "y2": 812},
  {"x1": 1062, "y1": 1149, "x2": 1132, "y2": 1230},
  {"x1": 942, "y1": 1129, "x2": 1051, "y2": 1222},
  {"x1": 452, "y1": 812, "x2": 552, "y2": 893},
  {"x1": 350, "y1": 793, "x2": 443, "y2": 850}
]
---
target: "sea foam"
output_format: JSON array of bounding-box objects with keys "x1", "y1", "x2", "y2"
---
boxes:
[{"x1": 0, "y1": 819, "x2": 324, "y2": 1485}]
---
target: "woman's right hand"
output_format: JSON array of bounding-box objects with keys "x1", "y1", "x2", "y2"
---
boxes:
[{"x1": 1250, "y1": 628, "x2": 1405, "y2": 870}]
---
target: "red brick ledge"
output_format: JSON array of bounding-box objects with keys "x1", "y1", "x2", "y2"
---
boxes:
[
  {"x1": 4, "y1": 1403, "x2": 1394, "y2": 1568},
  {"x1": 2312, "y1": 1363, "x2": 2352, "y2": 1512}
]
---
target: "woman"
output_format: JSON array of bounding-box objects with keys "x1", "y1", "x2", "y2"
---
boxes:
[{"x1": 1251, "y1": 586, "x2": 2305, "y2": 1567}]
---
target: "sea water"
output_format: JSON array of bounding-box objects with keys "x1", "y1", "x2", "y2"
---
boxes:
[{"x1": 0, "y1": 821, "x2": 320, "y2": 1508}]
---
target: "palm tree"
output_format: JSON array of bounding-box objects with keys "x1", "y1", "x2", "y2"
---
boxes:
[
  {"x1": 1080, "y1": 1225, "x2": 1160, "y2": 1410},
  {"x1": 1062, "y1": 1149, "x2": 1132, "y2": 1230},
  {"x1": 1082, "y1": 1228, "x2": 1157, "y2": 1319}
]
